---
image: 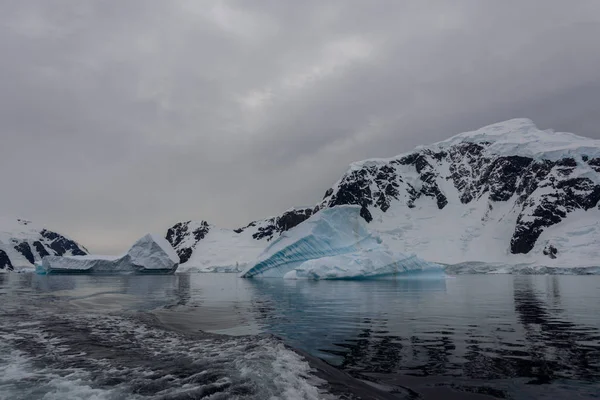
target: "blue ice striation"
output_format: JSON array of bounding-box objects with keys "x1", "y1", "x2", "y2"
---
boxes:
[
  {"x1": 240, "y1": 205, "x2": 444, "y2": 279},
  {"x1": 284, "y1": 249, "x2": 444, "y2": 280}
]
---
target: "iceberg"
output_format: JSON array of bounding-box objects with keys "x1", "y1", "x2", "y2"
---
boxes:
[
  {"x1": 240, "y1": 206, "x2": 380, "y2": 278},
  {"x1": 38, "y1": 234, "x2": 180, "y2": 274},
  {"x1": 240, "y1": 205, "x2": 444, "y2": 279},
  {"x1": 284, "y1": 249, "x2": 444, "y2": 280}
]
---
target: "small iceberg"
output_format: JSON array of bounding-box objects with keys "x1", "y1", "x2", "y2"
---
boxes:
[
  {"x1": 37, "y1": 234, "x2": 180, "y2": 275},
  {"x1": 241, "y1": 205, "x2": 444, "y2": 279},
  {"x1": 284, "y1": 249, "x2": 444, "y2": 280}
]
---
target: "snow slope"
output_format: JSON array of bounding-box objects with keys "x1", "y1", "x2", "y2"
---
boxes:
[
  {"x1": 177, "y1": 227, "x2": 266, "y2": 273},
  {"x1": 166, "y1": 208, "x2": 314, "y2": 272},
  {"x1": 0, "y1": 218, "x2": 88, "y2": 271}
]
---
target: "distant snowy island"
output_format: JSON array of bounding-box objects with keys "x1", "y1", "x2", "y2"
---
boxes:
[{"x1": 167, "y1": 119, "x2": 600, "y2": 275}]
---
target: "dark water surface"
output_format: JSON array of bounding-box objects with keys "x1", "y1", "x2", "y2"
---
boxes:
[{"x1": 1, "y1": 273, "x2": 599, "y2": 399}]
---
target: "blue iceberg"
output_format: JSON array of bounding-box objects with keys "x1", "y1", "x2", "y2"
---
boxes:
[
  {"x1": 240, "y1": 205, "x2": 444, "y2": 279},
  {"x1": 38, "y1": 234, "x2": 180, "y2": 275}
]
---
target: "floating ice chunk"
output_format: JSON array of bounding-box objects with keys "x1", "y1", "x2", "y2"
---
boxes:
[
  {"x1": 39, "y1": 234, "x2": 179, "y2": 274},
  {"x1": 284, "y1": 248, "x2": 444, "y2": 280},
  {"x1": 241, "y1": 205, "x2": 383, "y2": 278},
  {"x1": 128, "y1": 234, "x2": 179, "y2": 271}
]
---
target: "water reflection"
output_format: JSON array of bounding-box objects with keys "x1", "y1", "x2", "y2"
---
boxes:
[
  {"x1": 247, "y1": 278, "x2": 447, "y2": 363},
  {"x1": 4, "y1": 273, "x2": 193, "y2": 313},
  {"x1": 247, "y1": 276, "x2": 600, "y2": 398},
  {"x1": 512, "y1": 276, "x2": 600, "y2": 384}
]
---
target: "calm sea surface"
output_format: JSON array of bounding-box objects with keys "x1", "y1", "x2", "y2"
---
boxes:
[{"x1": 1, "y1": 273, "x2": 599, "y2": 399}]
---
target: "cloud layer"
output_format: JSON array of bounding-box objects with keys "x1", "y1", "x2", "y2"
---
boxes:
[{"x1": 1, "y1": 0, "x2": 600, "y2": 253}]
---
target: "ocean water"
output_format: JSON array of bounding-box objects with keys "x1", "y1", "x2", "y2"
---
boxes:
[{"x1": 0, "y1": 273, "x2": 599, "y2": 399}]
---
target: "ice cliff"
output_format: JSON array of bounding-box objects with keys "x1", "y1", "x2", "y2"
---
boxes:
[
  {"x1": 240, "y1": 206, "x2": 441, "y2": 279},
  {"x1": 39, "y1": 234, "x2": 179, "y2": 274}
]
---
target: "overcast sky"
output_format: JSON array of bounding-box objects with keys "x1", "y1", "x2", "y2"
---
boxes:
[{"x1": 1, "y1": 0, "x2": 600, "y2": 254}]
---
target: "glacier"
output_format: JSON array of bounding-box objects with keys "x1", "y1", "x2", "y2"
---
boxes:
[
  {"x1": 240, "y1": 205, "x2": 444, "y2": 279},
  {"x1": 38, "y1": 234, "x2": 179, "y2": 274}
]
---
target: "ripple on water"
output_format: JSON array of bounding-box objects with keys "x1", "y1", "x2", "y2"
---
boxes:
[{"x1": 0, "y1": 310, "x2": 334, "y2": 400}]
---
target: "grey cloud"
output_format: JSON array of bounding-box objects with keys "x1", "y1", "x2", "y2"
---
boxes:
[{"x1": 1, "y1": 0, "x2": 599, "y2": 253}]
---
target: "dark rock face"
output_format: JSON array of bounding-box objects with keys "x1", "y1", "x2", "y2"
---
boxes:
[
  {"x1": 165, "y1": 221, "x2": 210, "y2": 264},
  {"x1": 1, "y1": 225, "x2": 89, "y2": 269},
  {"x1": 481, "y1": 156, "x2": 533, "y2": 202},
  {"x1": 317, "y1": 149, "x2": 451, "y2": 219},
  {"x1": 40, "y1": 229, "x2": 88, "y2": 256},
  {"x1": 319, "y1": 141, "x2": 600, "y2": 256},
  {"x1": 398, "y1": 152, "x2": 448, "y2": 210},
  {"x1": 318, "y1": 168, "x2": 377, "y2": 220},
  {"x1": 0, "y1": 250, "x2": 13, "y2": 271},
  {"x1": 277, "y1": 208, "x2": 314, "y2": 232},
  {"x1": 177, "y1": 248, "x2": 193, "y2": 265},
  {"x1": 588, "y1": 158, "x2": 600, "y2": 173},
  {"x1": 14, "y1": 242, "x2": 35, "y2": 264},
  {"x1": 510, "y1": 175, "x2": 600, "y2": 254},
  {"x1": 448, "y1": 143, "x2": 486, "y2": 204},
  {"x1": 543, "y1": 244, "x2": 558, "y2": 259},
  {"x1": 241, "y1": 208, "x2": 314, "y2": 241},
  {"x1": 33, "y1": 241, "x2": 50, "y2": 258}
]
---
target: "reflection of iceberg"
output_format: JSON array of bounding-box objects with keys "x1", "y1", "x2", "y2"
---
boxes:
[
  {"x1": 246, "y1": 278, "x2": 447, "y2": 364},
  {"x1": 38, "y1": 234, "x2": 179, "y2": 275},
  {"x1": 240, "y1": 205, "x2": 444, "y2": 279},
  {"x1": 284, "y1": 249, "x2": 444, "y2": 280}
]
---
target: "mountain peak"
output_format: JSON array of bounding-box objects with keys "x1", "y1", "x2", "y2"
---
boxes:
[
  {"x1": 431, "y1": 118, "x2": 600, "y2": 161},
  {"x1": 351, "y1": 119, "x2": 600, "y2": 172}
]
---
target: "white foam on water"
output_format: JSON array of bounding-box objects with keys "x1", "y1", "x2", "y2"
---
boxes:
[
  {"x1": 0, "y1": 345, "x2": 116, "y2": 400},
  {"x1": 0, "y1": 310, "x2": 336, "y2": 400}
]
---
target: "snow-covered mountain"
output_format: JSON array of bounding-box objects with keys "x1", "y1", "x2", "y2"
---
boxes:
[
  {"x1": 0, "y1": 218, "x2": 88, "y2": 271},
  {"x1": 167, "y1": 119, "x2": 600, "y2": 272},
  {"x1": 317, "y1": 118, "x2": 600, "y2": 268},
  {"x1": 165, "y1": 208, "x2": 313, "y2": 272}
]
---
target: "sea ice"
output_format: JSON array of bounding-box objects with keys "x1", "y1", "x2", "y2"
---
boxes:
[
  {"x1": 240, "y1": 205, "x2": 443, "y2": 279},
  {"x1": 284, "y1": 249, "x2": 444, "y2": 280},
  {"x1": 38, "y1": 234, "x2": 179, "y2": 274}
]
